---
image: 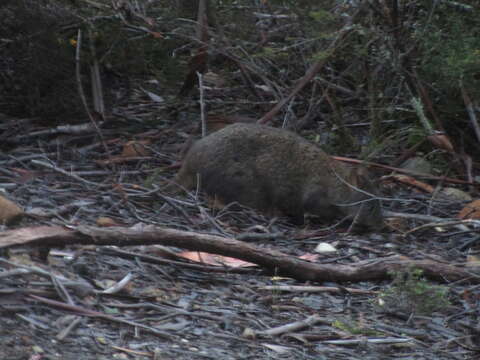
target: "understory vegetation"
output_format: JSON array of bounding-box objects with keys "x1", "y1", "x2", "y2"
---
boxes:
[
  {"x1": 1, "y1": 1, "x2": 479, "y2": 359},
  {"x1": 1, "y1": 0, "x2": 479, "y2": 166}
]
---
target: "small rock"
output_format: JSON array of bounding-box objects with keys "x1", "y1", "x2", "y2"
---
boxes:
[
  {"x1": 0, "y1": 194, "x2": 24, "y2": 225},
  {"x1": 440, "y1": 187, "x2": 472, "y2": 202},
  {"x1": 368, "y1": 233, "x2": 384, "y2": 241},
  {"x1": 242, "y1": 327, "x2": 256, "y2": 339},
  {"x1": 314, "y1": 242, "x2": 337, "y2": 254},
  {"x1": 401, "y1": 157, "x2": 432, "y2": 174}
]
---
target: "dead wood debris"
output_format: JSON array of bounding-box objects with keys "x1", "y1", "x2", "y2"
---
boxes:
[
  {"x1": 1, "y1": 109, "x2": 480, "y2": 358},
  {"x1": 0, "y1": 224, "x2": 478, "y2": 284},
  {"x1": 0, "y1": 106, "x2": 479, "y2": 359}
]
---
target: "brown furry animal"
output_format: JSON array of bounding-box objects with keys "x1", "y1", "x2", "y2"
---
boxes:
[{"x1": 176, "y1": 123, "x2": 382, "y2": 229}]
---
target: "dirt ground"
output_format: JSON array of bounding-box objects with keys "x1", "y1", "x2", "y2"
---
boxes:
[{"x1": 0, "y1": 109, "x2": 479, "y2": 360}]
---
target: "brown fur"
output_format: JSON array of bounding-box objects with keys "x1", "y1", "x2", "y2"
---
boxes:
[{"x1": 176, "y1": 123, "x2": 382, "y2": 229}]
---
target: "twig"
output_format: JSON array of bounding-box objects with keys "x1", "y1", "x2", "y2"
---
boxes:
[
  {"x1": 16, "y1": 314, "x2": 50, "y2": 329},
  {"x1": 100, "y1": 272, "x2": 134, "y2": 294},
  {"x1": 28, "y1": 294, "x2": 171, "y2": 338},
  {"x1": 11, "y1": 123, "x2": 99, "y2": 141},
  {"x1": 258, "y1": 7, "x2": 361, "y2": 124},
  {"x1": 75, "y1": 29, "x2": 113, "y2": 166},
  {"x1": 411, "y1": 97, "x2": 434, "y2": 135},
  {"x1": 30, "y1": 159, "x2": 107, "y2": 188},
  {"x1": 322, "y1": 337, "x2": 412, "y2": 345},
  {"x1": 385, "y1": 210, "x2": 474, "y2": 232},
  {"x1": 460, "y1": 81, "x2": 480, "y2": 143},
  {"x1": 56, "y1": 316, "x2": 82, "y2": 341},
  {"x1": 88, "y1": 26, "x2": 105, "y2": 117},
  {"x1": 51, "y1": 274, "x2": 75, "y2": 306},
  {"x1": 0, "y1": 258, "x2": 95, "y2": 295},
  {"x1": 254, "y1": 314, "x2": 330, "y2": 336},
  {"x1": 403, "y1": 219, "x2": 480, "y2": 236},
  {"x1": 98, "y1": 247, "x2": 254, "y2": 274},
  {"x1": 75, "y1": 30, "x2": 94, "y2": 129},
  {"x1": 197, "y1": 71, "x2": 206, "y2": 137},
  {"x1": 259, "y1": 285, "x2": 377, "y2": 295},
  {"x1": 333, "y1": 156, "x2": 478, "y2": 186},
  {"x1": 122, "y1": 184, "x2": 196, "y2": 226}
]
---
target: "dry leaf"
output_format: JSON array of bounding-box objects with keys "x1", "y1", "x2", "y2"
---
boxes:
[
  {"x1": 466, "y1": 255, "x2": 480, "y2": 267},
  {"x1": 457, "y1": 199, "x2": 480, "y2": 219},
  {"x1": 0, "y1": 194, "x2": 24, "y2": 224},
  {"x1": 427, "y1": 133, "x2": 454, "y2": 152},
  {"x1": 178, "y1": 251, "x2": 256, "y2": 267},
  {"x1": 121, "y1": 140, "x2": 151, "y2": 157},
  {"x1": 384, "y1": 217, "x2": 409, "y2": 232},
  {"x1": 298, "y1": 253, "x2": 320, "y2": 261},
  {"x1": 179, "y1": 251, "x2": 319, "y2": 267},
  {"x1": 390, "y1": 174, "x2": 435, "y2": 193}
]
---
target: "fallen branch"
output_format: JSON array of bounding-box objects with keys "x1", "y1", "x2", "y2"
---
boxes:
[
  {"x1": 259, "y1": 285, "x2": 378, "y2": 295},
  {"x1": 334, "y1": 156, "x2": 478, "y2": 186},
  {"x1": 0, "y1": 225, "x2": 477, "y2": 283},
  {"x1": 28, "y1": 294, "x2": 170, "y2": 338}
]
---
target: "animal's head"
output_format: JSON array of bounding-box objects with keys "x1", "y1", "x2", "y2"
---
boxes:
[{"x1": 330, "y1": 165, "x2": 383, "y2": 230}]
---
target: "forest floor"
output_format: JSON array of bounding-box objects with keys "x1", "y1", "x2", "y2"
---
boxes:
[{"x1": 0, "y1": 96, "x2": 479, "y2": 360}]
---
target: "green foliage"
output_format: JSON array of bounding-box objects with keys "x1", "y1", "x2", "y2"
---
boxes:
[
  {"x1": 308, "y1": 9, "x2": 335, "y2": 23},
  {"x1": 418, "y1": 3, "x2": 480, "y2": 95},
  {"x1": 256, "y1": 47, "x2": 289, "y2": 61},
  {"x1": 359, "y1": 138, "x2": 387, "y2": 161},
  {"x1": 4, "y1": 0, "x2": 480, "y2": 157},
  {"x1": 411, "y1": 97, "x2": 434, "y2": 134},
  {"x1": 332, "y1": 319, "x2": 380, "y2": 336},
  {"x1": 143, "y1": 168, "x2": 164, "y2": 189},
  {"x1": 311, "y1": 49, "x2": 334, "y2": 62},
  {"x1": 379, "y1": 269, "x2": 450, "y2": 316},
  {"x1": 406, "y1": 126, "x2": 426, "y2": 147}
]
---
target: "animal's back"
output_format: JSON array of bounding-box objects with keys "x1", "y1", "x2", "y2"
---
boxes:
[{"x1": 179, "y1": 123, "x2": 332, "y2": 173}]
